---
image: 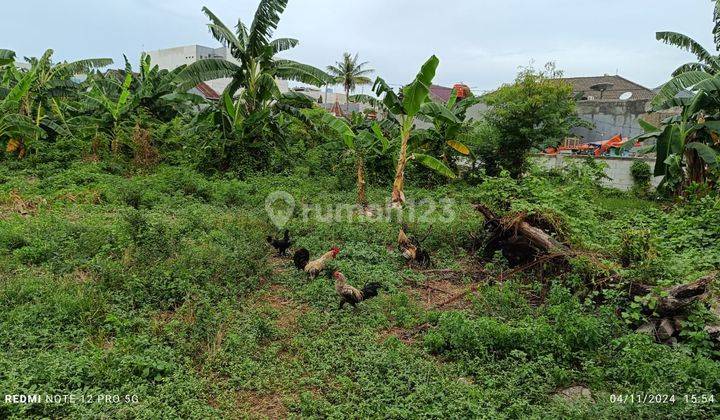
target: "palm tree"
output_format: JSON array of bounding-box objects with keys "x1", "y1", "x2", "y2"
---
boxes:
[
  {"x1": 652, "y1": 0, "x2": 720, "y2": 110},
  {"x1": 176, "y1": 1, "x2": 330, "y2": 114},
  {"x1": 326, "y1": 52, "x2": 374, "y2": 112}
]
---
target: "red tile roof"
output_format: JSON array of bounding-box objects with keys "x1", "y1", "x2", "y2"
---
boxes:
[
  {"x1": 330, "y1": 99, "x2": 344, "y2": 117},
  {"x1": 195, "y1": 82, "x2": 220, "y2": 100}
]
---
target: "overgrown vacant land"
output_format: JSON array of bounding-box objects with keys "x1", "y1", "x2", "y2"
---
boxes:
[
  {"x1": 3, "y1": 0, "x2": 720, "y2": 417},
  {"x1": 1, "y1": 161, "x2": 719, "y2": 418}
]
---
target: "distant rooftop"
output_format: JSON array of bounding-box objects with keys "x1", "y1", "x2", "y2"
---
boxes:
[
  {"x1": 560, "y1": 75, "x2": 654, "y2": 101},
  {"x1": 192, "y1": 82, "x2": 220, "y2": 100},
  {"x1": 429, "y1": 84, "x2": 454, "y2": 102}
]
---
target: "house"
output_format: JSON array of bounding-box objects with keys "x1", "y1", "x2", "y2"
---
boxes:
[
  {"x1": 189, "y1": 82, "x2": 221, "y2": 101},
  {"x1": 429, "y1": 84, "x2": 455, "y2": 103},
  {"x1": 291, "y1": 86, "x2": 348, "y2": 106},
  {"x1": 563, "y1": 75, "x2": 654, "y2": 101},
  {"x1": 560, "y1": 75, "x2": 657, "y2": 143},
  {"x1": 429, "y1": 84, "x2": 472, "y2": 103},
  {"x1": 322, "y1": 101, "x2": 363, "y2": 116},
  {"x1": 145, "y1": 44, "x2": 289, "y2": 96}
]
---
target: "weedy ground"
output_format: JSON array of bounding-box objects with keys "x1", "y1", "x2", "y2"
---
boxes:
[{"x1": 1, "y1": 162, "x2": 719, "y2": 418}]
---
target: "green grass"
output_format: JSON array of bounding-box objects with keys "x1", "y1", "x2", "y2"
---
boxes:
[{"x1": 0, "y1": 162, "x2": 718, "y2": 418}]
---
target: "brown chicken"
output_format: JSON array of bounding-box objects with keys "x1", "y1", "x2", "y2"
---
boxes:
[
  {"x1": 398, "y1": 226, "x2": 417, "y2": 260},
  {"x1": 398, "y1": 225, "x2": 431, "y2": 268},
  {"x1": 333, "y1": 271, "x2": 382, "y2": 309},
  {"x1": 294, "y1": 247, "x2": 340, "y2": 279}
]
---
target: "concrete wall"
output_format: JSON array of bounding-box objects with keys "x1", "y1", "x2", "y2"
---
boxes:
[
  {"x1": 533, "y1": 154, "x2": 662, "y2": 191},
  {"x1": 571, "y1": 99, "x2": 650, "y2": 143},
  {"x1": 146, "y1": 45, "x2": 249, "y2": 95},
  {"x1": 146, "y1": 45, "x2": 232, "y2": 70}
]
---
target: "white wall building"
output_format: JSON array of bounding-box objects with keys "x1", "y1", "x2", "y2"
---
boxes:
[
  {"x1": 145, "y1": 45, "x2": 235, "y2": 94},
  {"x1": 145, "y1": 44, "x2": 289, "y2": 96}
]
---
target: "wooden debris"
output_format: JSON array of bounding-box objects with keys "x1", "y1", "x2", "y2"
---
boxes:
[
  {"x1": 474, "y1": 204, "x2": 569, "y2": 267},
  {"x1": 629, "y1": 273, "x2": 715, "y2": 317}
]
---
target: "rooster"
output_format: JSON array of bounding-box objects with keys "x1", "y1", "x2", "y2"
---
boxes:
[
  {"x1": 398, "y1": 225, "x2": 431, "y2": 268},
  {"x1": 294, "y1": 247, "x2": 340, "y2": 279},
  {"x1": 333, "y1": 271, "x2": 382, "y2": 309},
  {"x1": 267, "y1": 229, "x2": 293, "y2": 256}
]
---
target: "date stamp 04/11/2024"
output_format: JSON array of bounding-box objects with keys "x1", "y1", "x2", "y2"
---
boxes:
[{"x1": 609, "y1": 394, "x2": 715, "y2": 404}]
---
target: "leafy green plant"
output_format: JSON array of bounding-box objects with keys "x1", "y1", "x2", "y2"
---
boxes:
[
  {"x1": 305, "y1": 109, "x2": 390, "y2": 209},
  {"x1": 175, "y1": 1, "x2": 330, "y2": 165},
  {"x1": 359, "y1": 55, "x2": 456, "y2": 207},
  {"x1": 479, "y1": 63, "x2": 585, "y2": 178},
  {"x1": 630, "y1": 160, "x2": 652, "y2": 196}
]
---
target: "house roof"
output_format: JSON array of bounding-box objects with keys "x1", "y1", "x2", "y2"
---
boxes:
[
  {"x1": 193, "y1": 82, "x2": 220, "y2": 100},
  {"x1": 560, "y1": 75, "x2": 654, "y2": 101},
  {"x1": 429, "y1": 84, "x2": 454, "y2": 102},
  {"x1": 321, "y1": 101, "x2": 361, "y2": 115}
]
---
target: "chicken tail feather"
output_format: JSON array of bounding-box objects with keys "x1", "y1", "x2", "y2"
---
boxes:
[
  {"x1": 361, "y1": 283, "x2": 382, "y2": 301},
  {"x1": 293, "y1": 248, "x2": 310, "y2": 270}
]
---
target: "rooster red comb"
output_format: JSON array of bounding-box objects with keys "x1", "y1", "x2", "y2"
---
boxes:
[
  {"x1": 333, "y1": 271, "x2": 343, "y2": 279},
  {"x1": 330, "y1": 247, "x2": 341, "y2": 256}
]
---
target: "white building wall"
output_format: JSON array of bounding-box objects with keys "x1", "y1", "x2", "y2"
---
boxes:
[
  {"x1": 145, "y1": 45, "x2": 291, "y2": 96},
  {"x1": 146, "y1": 45, "x2": 234, "y2": 94},
  {"x1": 533, "y1": 155, "x2": 662, "y2": 191}
]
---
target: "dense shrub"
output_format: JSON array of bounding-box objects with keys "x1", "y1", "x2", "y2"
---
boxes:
[{"x1": 630, "y1": 160, "x2": 653, "y2": 197}]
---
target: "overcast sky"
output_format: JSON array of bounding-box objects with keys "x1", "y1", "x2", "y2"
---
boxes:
[{"x1": 2, "y1": 0, "x2": 716, "y2": 92}]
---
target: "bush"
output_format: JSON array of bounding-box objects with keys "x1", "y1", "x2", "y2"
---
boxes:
[
  {"x1": 630, "y1": 160, "x2": 652, "y2": 196},
  {"x1": 477, "y1": 63, "x2": 585, "y2": 178}
]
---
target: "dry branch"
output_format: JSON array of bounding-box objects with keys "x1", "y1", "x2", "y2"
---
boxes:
[
  {"x1": 629, "y1": 273, "x2": 716, "y2": 316},
  {"x1": 474, "y1": 204, "x2": 570, "y2": 255}
]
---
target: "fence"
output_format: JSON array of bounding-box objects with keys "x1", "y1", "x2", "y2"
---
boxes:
[{"x1": 533, "y1": 154, "x2": 662, "y2": 191}]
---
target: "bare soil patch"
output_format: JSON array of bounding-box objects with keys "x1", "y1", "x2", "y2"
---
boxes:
[{"x1": 236, "y1": 390, "x2": 289, "y2": 419}]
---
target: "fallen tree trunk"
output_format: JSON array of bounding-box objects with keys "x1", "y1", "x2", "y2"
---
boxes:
[
  {"x1": 474, "y1": 204, "x2": 570, "y2": 266},
  {"x1": 449, "y1": 204, "x2": 714, "y2": 317},
  {"x1": 629, "y1": 273, "x2": 715, "y2": 317}
]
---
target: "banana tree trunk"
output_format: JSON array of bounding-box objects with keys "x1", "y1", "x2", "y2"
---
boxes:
[
  {"x1": 391, "y1": 129, "x2": 410, "y2": 208},
  {"x1": 685, "y1": 149, "x2": 705, "y2": 186},
  {"x1": 356, "y1": 155, "x2": 368, "y2": 207}
]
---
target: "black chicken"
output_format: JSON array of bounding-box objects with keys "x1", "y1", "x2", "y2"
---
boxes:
[{"x1": 267, "y1": 229, "x2": 292, "y2": 256}]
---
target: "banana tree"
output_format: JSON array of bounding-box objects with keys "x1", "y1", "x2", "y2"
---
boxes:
[
  {"x1": 175, "y1": 1, "x2": 330, "y2": 168},
  {"x1": 652, "y1": 1, "x2": 720, "y2": 110},
  {"x1": 637, "y1": 88, "x2": 720, "y2": 194},
  {"x1": 15, "y1": 49, "x2": 113, "y2": 137},
  {"x1": 79, "y1": 71, "x2": 136, "y2": 153},
  {"x1": 359, "y1": 55, "x2": 455, "y2": 207},
  {"x1": 0, "y1": 49, "x2": 15, "y2": 68},
  {"x1": 176, "y1": 2, "x2": 330, "y2": 114},
  {"x1": 133, "y1": 54, "x2": 204, "y2": 120},
  {"x1": 308, "y1": 110, "x2": 390, "y2": 212},
  {"x1": 1, "y1": 67, "x2": 44, "y2": 158},
  {"x1": 415, "y1": 88, "x2": 483, "y2": 165}
]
